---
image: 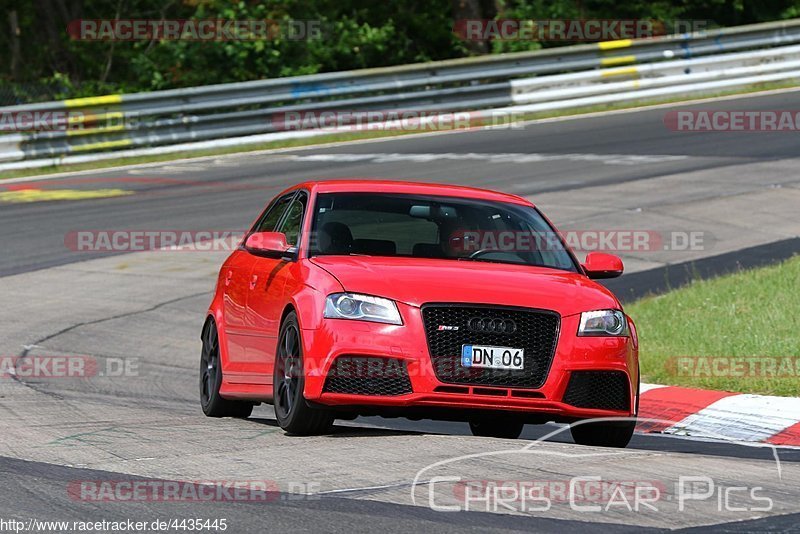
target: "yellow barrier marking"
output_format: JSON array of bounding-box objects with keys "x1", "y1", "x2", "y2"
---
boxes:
[
  {"x1": 0, "y1": 188, "x2": 133, "y2": 203},
  {"x1": 63, "y1": 94, "x2": 123, "y2": 108},
  {"x1": 66, "y1": 124, "x2": 127, "y2": 137},
  {"x1": 67, "y1": 111, "x2": 125, "y2": 125},
  {"x1": 600, "y1": 55, "x2": 637, "y2": 67},
  {"x1": 601, "y1": 66, "x2": 639, "y2": 77},
  {"x1": 70, "y1": 139, "x2": 133, "y2": 152},
  {"x1": 598, "y1": 39, "x2": 633, "y2": 50}
]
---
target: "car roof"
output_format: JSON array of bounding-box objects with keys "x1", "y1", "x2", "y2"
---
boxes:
[{"x1": 283, "y1": 179, "x2": 533, "y2": 206}]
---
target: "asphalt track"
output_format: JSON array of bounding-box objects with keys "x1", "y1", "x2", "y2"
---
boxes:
[{"x1": 1, "y1": 90, "x2": 800, "y2": 532}]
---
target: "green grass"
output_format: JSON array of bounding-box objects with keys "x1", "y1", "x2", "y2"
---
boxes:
[
  {"x1": 3, "y1": 79, "x2": 800, "y2": 181},
  {"x1": 627, "y1": 256, "x2": 800, "y2": 396}
]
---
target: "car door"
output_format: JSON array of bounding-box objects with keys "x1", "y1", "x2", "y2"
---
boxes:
[
  {"x1": 224, "y1": 192, "x2": 294, "y2": 380},
  {"x1": 244, "y1": 191, "x2": 308, "y2": 383},
  {"x1": 220, "y1": 250, "x2": 257, "y2": 378}
]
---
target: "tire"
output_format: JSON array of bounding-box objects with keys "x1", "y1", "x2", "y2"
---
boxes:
[
  {"x1": 570, "y1": 373, "x2": 639, "y2": 448},
  {"x1": 200, "y1": 318, "x2": 254, "y2": 419},
  {"x1": 469, "y1": 417, "x2": 524, "y2": 439},
  {"x1": 273, "y1": 312, "x2": 333, "y2": 435},
  {"x1": 569, "y1": 419, "x2": 635, "y2": 448}
]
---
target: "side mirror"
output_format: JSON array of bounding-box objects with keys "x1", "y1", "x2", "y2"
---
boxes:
[
  {"x1": 244, "y1": 232, "x2": 296, "y2": 260},
  {"x1": 581, "y1": 252, "x2": 623, "y2": 279}
]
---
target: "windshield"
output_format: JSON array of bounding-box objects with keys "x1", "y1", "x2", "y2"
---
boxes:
[{"x1": 309, "y1": 192, "x2": 578, "y2": 272}]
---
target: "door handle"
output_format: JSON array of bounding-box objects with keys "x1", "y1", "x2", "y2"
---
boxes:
[
  {"x1": 224, "y1": 270, "x2": 233, "y2": 286},
  {"x1": 250, "y1": 274, "x2": 258, "y2": 289}
]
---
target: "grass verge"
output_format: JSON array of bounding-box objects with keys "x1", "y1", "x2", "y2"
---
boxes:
[
  {"x1": 627, "y1": 256, "x2": 800, "y2": 397},
  {"x1": 2, "y1": 80, "x2": 800, "y2": 181}
]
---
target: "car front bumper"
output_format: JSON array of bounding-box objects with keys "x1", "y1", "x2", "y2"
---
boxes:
[{"x1": 301, "y1": 304, "x2": 638, "y2": 420}]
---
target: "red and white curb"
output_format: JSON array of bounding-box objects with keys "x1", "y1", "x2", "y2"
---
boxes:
[{"x1": 637, "y1": 384, "x2": 800, "y2": 447}]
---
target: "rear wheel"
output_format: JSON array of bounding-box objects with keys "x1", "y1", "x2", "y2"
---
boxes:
[
  {"x1": 200, "y1": 319, "x2": 254, "y2": 418},
  {"x1": 469, "y1": 417, "x2": 524, "y2": 439},
  {"x1": 273, "y1": 312, "x2": 333, "y2": 435}
]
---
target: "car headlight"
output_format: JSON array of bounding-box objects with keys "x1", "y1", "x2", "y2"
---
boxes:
[
  {"x1": 324, "y1": 293, "x2": 402, "y2": 325},
  {"x1": 578, "y1": 310, "x2": 629, "y2": 337}
]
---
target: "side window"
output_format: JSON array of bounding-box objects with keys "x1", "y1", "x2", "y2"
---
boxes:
[
  {"x1": 254, "y1": 194, "x2": 294, "y2": 233},
  {"x1": 276, "y1": 194, "x2": 307, "y2": 246}
]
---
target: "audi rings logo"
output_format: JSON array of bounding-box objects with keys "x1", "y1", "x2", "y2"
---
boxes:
[{"x1": 467, "y1": 317, "x2": 516, "y2": 334}]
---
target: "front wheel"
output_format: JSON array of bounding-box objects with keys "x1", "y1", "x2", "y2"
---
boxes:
[
  {"x1": 200, "y1": 319, "x2": 254, "y2": 418},
  {"x1": 570, "y1": 419, "x2": 635, "y2": 448},
  {"x1": 273, "y1": 312, "x2": 333, "y2": 435},
  {"x1": 469, "y1": 417, "x2": 524, "y2": 439},
  {"x1": 571, "y1": 373, "x2": 638, "y2": 448}
]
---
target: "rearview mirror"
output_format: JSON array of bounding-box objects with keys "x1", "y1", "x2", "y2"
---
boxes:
[
  {"x1": 581, "y1": 252, "x2": 623, "y2": 279},
  {"x1": 244, "y1": 232, "x2": 296, "y2": 260},
  {"x1": 409, "y1": 204, "x2": 458, "y2": 220}
]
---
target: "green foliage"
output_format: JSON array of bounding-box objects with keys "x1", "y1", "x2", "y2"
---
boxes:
[
  {"x1": 2, "y1": 0, "x2": 800, "y2": 101},
  {"x1": 0, "y1": 0, "x2": 462, "y2": 98}
]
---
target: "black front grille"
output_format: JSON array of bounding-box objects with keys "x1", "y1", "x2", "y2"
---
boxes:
[
  {"x1": 323, "y1": 356, "x2": 412, "y2": 396},
  {"x1": 421, "y1": 304, "x2": 560, "y2": 388},
  {"x1": 562, "y1": 371, "x2": 630, "y2": 411}
]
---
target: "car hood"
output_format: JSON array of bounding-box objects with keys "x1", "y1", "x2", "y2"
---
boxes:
[{"x1": 309, "y1": 256, "x2": 621, "y2": 316}]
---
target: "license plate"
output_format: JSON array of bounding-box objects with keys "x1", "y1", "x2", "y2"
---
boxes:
[{"x1": 461, "y1": 344, "x2": 524, "y2": 370}]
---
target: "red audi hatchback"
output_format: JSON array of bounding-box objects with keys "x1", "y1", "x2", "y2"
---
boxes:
[{"x1": 200, "y1": 180, "x2": 639, "y2": 446}]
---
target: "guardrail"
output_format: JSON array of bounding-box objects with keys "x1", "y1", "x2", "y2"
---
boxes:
[{"x1": 3, "y1": 18, "x2": 800, "y2": 171}]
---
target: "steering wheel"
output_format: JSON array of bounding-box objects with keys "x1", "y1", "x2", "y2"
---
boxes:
[{"x1": 468, "y1": 248, "x2": 500, "y2": 259}]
